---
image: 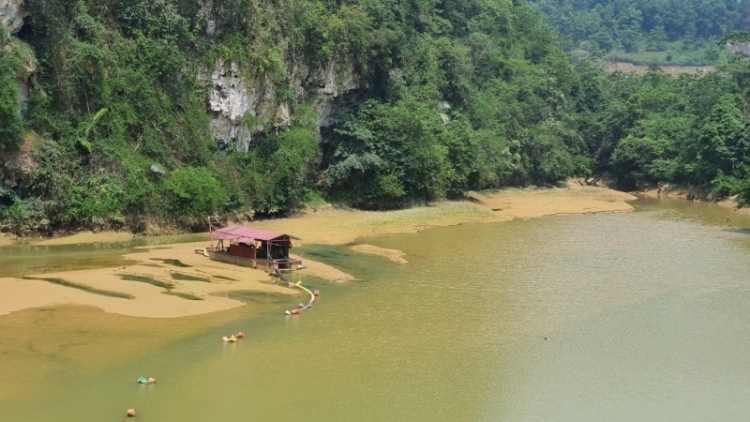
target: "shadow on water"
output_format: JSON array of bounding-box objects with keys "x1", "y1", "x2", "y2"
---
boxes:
[
  {"x1": 296, "y1": 244, "x2": 397, "y2": 280},
  {"x1": 219, "y1": 290, "x2": 293, "y2": 305},
  {"x1": 724, "y1": 227, "x2": 750, "y2": 236}
]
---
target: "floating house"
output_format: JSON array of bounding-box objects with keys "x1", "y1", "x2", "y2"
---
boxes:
[{"x1": 207, "y1": 217, "x2": 303, "y2": 271}]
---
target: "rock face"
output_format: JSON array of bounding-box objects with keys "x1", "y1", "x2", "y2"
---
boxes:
[
  {"x1": 205, "y1": 58, "x2": 361, "y2": 152},
  {"x1": 0, "y1": 133, "x2": 36, "y2": 188},
  {"x1": 1, "y1": 0, "x2": 35, "y2": 120},
  {"x1": 726, "y1": 42, "x2": 750, "y2": 59},
  {"x1": 0, "y1": 0, "x2": 28, "y2": 34},
  {"x1": 5, "y1": 0, "x2": 362, "y2": 155},
  {"x1": 207, "y1": 60, "x2": 271, "y2": 152},
  {"x1": 296, "y1": 60, "x2": 361, "y2": 129}
]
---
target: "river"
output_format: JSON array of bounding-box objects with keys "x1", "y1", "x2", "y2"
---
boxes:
[{"x1": 2, "y1": 198, "x2": 750, "y2": 421}]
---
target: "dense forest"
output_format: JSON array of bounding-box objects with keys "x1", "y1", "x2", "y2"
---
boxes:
[
  {"x1": 528, "y1": 0, "x2": 750, "y2": 65},
  {"x1": 1, "y1": 0, "x2": 750, "y2": 235}
]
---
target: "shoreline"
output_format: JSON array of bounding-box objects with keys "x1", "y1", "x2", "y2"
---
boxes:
[
  {"x1": 0, "y1": 185, "x2": 637, "y2": 318},
  {"x1": 635, "y1": 186, "x2": 750, "y2": 214}
]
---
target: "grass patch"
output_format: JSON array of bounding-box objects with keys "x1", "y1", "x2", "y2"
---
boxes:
[
  {"x1": 118, "y1": 274, "x2": 174, "y2": 289},
  {"x1": 150, "y1": 258, "x2": 191, "y2": 267},
  {"x1": 341, "y1": 201, "x2": 492, "y2": 229},
  {"x1": 170, "y1": 272, "x2": 211, "y2": 282},
  {"x1": 162, "y1": 291, "x2": 203, "y2": 300},
  {"x1": 213, "y1": 275, "x2": 237, "y2": 281},
  {"x1": 24, "y1": 277, "x2": 134, "y2": 299}
]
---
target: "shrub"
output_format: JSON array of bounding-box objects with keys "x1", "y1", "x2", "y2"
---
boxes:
[{"x1": 161, "y1": 167, "x2": 228, "y2": 218}]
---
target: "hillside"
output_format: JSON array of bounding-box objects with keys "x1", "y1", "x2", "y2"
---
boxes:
[
  {"x1": 3, "y1": 0, "x2": 750, "y2": 237},
  {"x1": 0, "y1": 0, "x2": 600, "y2": 234},
  {"x1": 528, "y1": 0, "x2": 750, "y2": 65}
]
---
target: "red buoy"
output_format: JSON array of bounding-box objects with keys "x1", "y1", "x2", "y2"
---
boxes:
[
  {"x1": 291, "y1": 308, "x2": 300, "y2": 315},
  {"x1": 313, "y1": 290, "x2": 321, "y2": 296},
  {"x1": 236, "y1": 331, "x2": 245, "y2": 339}
]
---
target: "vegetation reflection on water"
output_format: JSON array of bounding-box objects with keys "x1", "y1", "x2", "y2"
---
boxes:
[{"x1": 2, "y1": 199, "x2": 750, "y2": 421}]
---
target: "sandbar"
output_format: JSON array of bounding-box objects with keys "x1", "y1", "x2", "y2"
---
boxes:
[
  {"x1": 31, "y1": 231, "x2": 136, "y2": 246},
  {"x1": 0, "y1": 184, "x2": 636, "y2": 318},
  {"x1": 0, "y1": 233, "x2": 13, "y2": 247},
  {"x1": 351, "y1": 244, "x2": 409, "y2": 264},
  {"x1": 0, "y1": 241, "x2": 344, "y2": 318}
]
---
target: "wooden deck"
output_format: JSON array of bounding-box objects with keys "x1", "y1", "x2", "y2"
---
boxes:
[{"x1": 208, "y1": 250, "x2": 302, "y2": 271}]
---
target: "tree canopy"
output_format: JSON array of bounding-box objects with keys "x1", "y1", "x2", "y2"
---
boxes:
[
  {"x1": 528, "y1": 0, "x2": 750, "y2": 65},
  {"x1": 3, "y1": 0, "x2": 750, "y2": 234}
]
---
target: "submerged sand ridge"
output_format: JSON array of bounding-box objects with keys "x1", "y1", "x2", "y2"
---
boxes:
[
  {"x1": 0, "y1": 233, "x2": 13, "y2": 246},
  {"x1": 351, "y1": 245, "x2": 409, "y2": 264},
  {"x1": 0, "y1": 185, "x2": 637, "y2": 318},
  {"x1": 0, "y1": 242, "x2": 336, "y2": 318}
]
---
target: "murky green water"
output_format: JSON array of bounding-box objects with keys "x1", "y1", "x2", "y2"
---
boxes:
[
  {"x1": 3, "y1": 198, "x2": 750, "y2": 421},
  {"x1": 0, "y1": 233, "x2": 207, "y2": 278}
]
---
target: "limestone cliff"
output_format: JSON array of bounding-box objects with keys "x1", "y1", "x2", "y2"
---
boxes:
[
  {"x1": 1, "y1": 0, "x2": 362, "y2": 190},
  {"x1": 726, "y1": 42, "x2": 750, "y2": 59},
  {"x1": 0, "y1": 132, "x2": 36, "y2": 188},
  {"x1": 3, "y1": 0, "x2": 361, "y2": 154},
  {"x1": 0, "y1": 0, "x2": 27, "y2": 34},
  {"x1": 205, "y1": 59, "x2": 361, "y2": 152},
  {"x1": 1, "y1": 0, "x2": 36, "y2": 189}
]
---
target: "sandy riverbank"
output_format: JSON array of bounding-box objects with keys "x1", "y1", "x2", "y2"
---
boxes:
[
  {"x1": 34, "y1": 231, "x2": 137, "y2": 245},
  {"x1": 0, "y1": 185, "x2": 636, "y2": 318},
  {"x1": 0, "y1": 230, "x2": 137, "y2": 247},
  {"x1": 636, "y1": 186, "x2": 750, "y2": 214},
  {"x1": 251, "y1": 184, "x2": 636, "y2": 245},
  {"x1": 0, "y1": 233, "x2": 13, "y2": 246}
]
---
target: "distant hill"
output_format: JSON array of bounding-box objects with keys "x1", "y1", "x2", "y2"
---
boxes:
[{"x1": 527, "y1": 0, "x2": 750, "y2": 65}]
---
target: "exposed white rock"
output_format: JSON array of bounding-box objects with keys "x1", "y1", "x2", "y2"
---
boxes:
[
  {"x1": 204, "y1": 57, "x2": 361, "y2": 151},
  {"x1": 16, "y1": 78, "x2": 28, "y2": 116},
  {"x1": 274, "y1": 103, "x2": 290, "y2": 129},
  {"x1": 290, "y1": 60, "x2": 360, "y2": 128},
  {"x1": 206, "y1": 60, "x2": 275, "y2": 152},
  {"x1": 0, "y1": 0, "x2": 28, "y2": 34},
  {"x1": 727, "y1": 42, "x2": 750, "y2": 58},
  {"x1": 196, "y1": 0, "x2": 216, "y2": 36},
  {"x1": 0, "y1": 133, "x2": 36, "y2": 188}
]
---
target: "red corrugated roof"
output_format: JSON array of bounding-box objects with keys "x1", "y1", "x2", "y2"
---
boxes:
[{"x1": 211, "y1": 225, "x2": 298, "y2": 242}]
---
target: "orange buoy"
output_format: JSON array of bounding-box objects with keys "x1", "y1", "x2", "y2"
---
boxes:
[
  {"x1": 291, "y1": 308, "x2": 300, "y2": 315},
  {"x1": 236, "y1": 331, "x2": 245, "y2": 339},
  {"x1": 126, "y1": 408, "x2": 136, "y2": 417},
  {"x1": 313, "y1": 290, "x2": 321, "y2": 296}
]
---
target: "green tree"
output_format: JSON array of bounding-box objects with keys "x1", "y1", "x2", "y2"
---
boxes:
[{"x1": 162, "y1": 167, "x2": 229, "y2": 218}]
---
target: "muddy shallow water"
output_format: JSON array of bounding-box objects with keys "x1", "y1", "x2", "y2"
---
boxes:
[{"x1": 2, "y1": 198, "x2": 750, "y2": 421}]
